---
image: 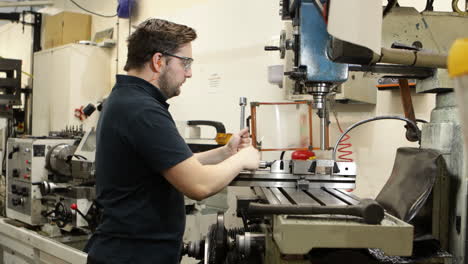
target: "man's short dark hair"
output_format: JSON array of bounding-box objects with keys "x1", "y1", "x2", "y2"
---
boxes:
[{"x1": 124, "y1": 19, "x2": 197, "y2": 72}]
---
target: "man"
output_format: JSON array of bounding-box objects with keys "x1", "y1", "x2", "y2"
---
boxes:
[{"x1": 85, "y1": 19, "x2": 260, "y2": 264}]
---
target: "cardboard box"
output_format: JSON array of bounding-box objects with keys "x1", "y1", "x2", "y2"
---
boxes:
[{"x1": 44, "y1": 12, "x2": 91, "y2": 49}]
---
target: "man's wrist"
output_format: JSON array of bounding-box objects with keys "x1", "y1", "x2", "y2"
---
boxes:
[{"x1": 223, "y1": 145, "x2": 235, "y2": 158}]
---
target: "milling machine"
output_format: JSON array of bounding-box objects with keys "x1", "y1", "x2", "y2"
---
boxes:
[{"x1": 183, "y1": 1, "x2": 468, "y2": 263}]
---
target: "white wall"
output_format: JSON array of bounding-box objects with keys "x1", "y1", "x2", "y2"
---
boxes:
[
  {"x1": 0, "y1": 0, "x2": 457, "y2": 198},
  {"x1": 0, "y1": 16, "x2": 34, "y2": 87}
]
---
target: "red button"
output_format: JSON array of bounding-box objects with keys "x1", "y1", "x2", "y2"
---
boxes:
[
  {"x1": 25, "y1": 160, "x2": 30, "y2": 164},
  {"x1": 70, "y1": 203, "x2": 78, "y2": 210},
  {"x1": 23, "y1": 174, "x2": 30, "y2": 179}
]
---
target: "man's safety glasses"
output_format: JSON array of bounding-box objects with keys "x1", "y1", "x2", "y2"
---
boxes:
[{"x1": 162, "y1": 52, "x2": 194, "y2": 71}]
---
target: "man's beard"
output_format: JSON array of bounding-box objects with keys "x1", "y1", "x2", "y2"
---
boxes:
[{"x1": 159, "y1": 68, "x2": 183, "y2": 99}]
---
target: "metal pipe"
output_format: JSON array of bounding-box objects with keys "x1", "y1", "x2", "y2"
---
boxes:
[
  {"x1": 0, "y1": 1, "x2": 53, "y2": 7},
  {"x1": 254, "y1": 102, "x2": 307, "y2": 105},
  {"x1": 24, "y1": 88, "x2": 32, "y2": 134},
  {"x1": 251, "y1": 103, "x2": 257, "y2": 148},
  {"x1": 372, "y1": 48, "x2": 447, "y2": 68},
  {"x1": 331, "y1": 116, "x2": 420, "y2": 163},
  {"x1": 258, "y1": 147, "x2": 313, "y2": 152}
]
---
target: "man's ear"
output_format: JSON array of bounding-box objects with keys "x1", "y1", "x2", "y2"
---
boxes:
[{"x1": 150, "y1": 53, "x2": 164, "y2": 73}]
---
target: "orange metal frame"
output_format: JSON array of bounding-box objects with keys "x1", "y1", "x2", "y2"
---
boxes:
[{"x1": 250, "y1": 101, "x2": 326, "y2": 151}]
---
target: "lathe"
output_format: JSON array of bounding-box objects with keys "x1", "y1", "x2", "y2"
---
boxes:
[{"x1": 6, "y1": 127, "x2": 100, "y2": 233}]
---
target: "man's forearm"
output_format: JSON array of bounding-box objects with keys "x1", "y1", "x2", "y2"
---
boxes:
[
  {"x1": 164, "y1": 146, "x2": 259, "y2": 201},
  {"x1": 194, "y1": 146, "x2": 233, "y2": 165},
  {"x1": 164, "y1": 153, "x2": 245, "y2": 200}
]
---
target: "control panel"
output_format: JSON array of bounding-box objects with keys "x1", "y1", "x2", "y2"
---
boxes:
[{"x1": 6, "y1": 138, "x2": 76, "y2": 225}]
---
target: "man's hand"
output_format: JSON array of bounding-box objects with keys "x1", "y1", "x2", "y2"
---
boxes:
[
  {"x1": 237, "y1": 145, "x2": 260, "y2": 170},
  {"x1": 195, "y1": 128, "x2": 252, "y2": 165},
  {"x1": 226, "y1": 128, "x2": 251, "y2": 155}
]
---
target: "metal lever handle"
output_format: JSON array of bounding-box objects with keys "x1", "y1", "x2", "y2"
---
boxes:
[
  {"x1": 71, "y1": 203, "x2": 89, "y2": 223},
  {"x1": 239, "y1": 97, "x2": 247, "y2": 130},
  {"x1": 264, "y1": 46, "x2": 280, "y2": 51},
  {"x1": 398, "y1": 79, "x2": 419, "y2": 142},
  {"x1": 247, "y1": 199, "x2": 384, "y2": 225},
  {"x1": 258, "y1": 161, "x2": 272, "y2": 169}
]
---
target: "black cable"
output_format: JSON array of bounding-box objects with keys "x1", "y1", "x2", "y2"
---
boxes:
[
  {"x1": 424, "y1": 0, "x2": 435, "y2": 11},
  {"x1": 332, "y1": 116, "x2": 421, "y2": 162},
  {"x1": 68, "y1": 0, "x2": 117, "y2": 18},
  {"x1": 416, "y1": 119, "x2": 428, "y2": 123},
  {"x1": 383, "y1": 0, "x2": 398, "y2": 17},
  {"x1": 280, "y1": 151, "x2": 286, "y2": 160}
]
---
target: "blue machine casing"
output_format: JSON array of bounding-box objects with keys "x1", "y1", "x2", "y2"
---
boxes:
[{"x1": 299, "y1": 1, "x2": 348, "y2": 83}]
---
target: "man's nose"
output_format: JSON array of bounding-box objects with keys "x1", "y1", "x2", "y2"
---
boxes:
[{"x1": 185, "y1": 68, "x2": 192, "y2": 78}]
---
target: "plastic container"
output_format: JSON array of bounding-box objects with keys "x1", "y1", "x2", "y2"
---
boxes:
[{"x1": 448, "y1": 38, "x2": 468, "y2": 149}]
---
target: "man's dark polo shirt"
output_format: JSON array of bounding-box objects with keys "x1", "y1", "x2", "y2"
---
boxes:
[{"x1": 85, "y1": 75, "x2": 193, "y2": 264}]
